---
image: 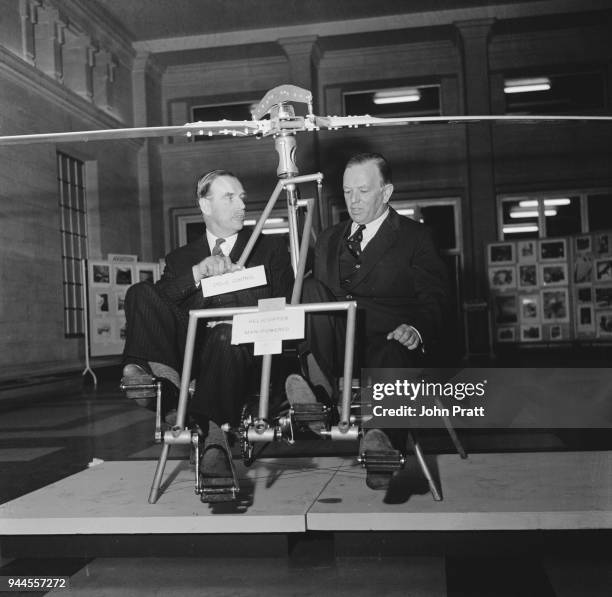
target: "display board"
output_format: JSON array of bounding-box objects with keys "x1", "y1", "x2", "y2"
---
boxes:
[
  {"x1": 487, "y1": 230, "x2": 612, "y2": 345},
  {"x1": 87, "y1": 255, "x2": 161, "y2": 357}
]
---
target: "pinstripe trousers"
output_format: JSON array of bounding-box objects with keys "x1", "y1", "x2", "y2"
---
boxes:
[{"x1": 123, "y1": 282, "x2": 254, "y2": 430}]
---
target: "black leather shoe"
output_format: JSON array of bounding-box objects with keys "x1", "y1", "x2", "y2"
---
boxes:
[
  {"x1": 360, "y1": 429, "x2": 396, "y2": 490},
  {"x1": 199, "y1": 422, "x2": 233, "y2": 482},
  {"x1": 121, "y1": 363, "x2": 179, "y2": 417}
]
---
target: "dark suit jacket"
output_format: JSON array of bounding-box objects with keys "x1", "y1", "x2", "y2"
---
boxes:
[
  {"x1": 156, "y1": 227, "x2": 294, "y2": 315},
  {"x1": 314, "y1": 207, "x2": 450, "y2": 352}
]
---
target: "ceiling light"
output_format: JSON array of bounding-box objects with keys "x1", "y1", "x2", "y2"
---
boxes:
[
  {"x1": 262, "y1": 227, "x2": 289, "y2": 235},
  {"x1": 244, "y1": 217, "x2": 285, "y2": 226},
  {"x1": 503, "y1": 224, "x2": 539, "y2": 234},
  {"x1": 519, "y1": 198, "x2": 570, "y2": 208},
  {"x1": 510, "y1": 209, "x2": 557, "y2": 218},
  {"x1": 373, "y1": 88, "x2": 421, "y2": 104},
  {"x1": 504, "y1": 77, "x2": 551, "y2": 94},
  {"x1": 396, "y1": 208, "x2": 415, "y2": 216}
]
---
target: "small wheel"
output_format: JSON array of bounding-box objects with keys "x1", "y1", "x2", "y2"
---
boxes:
[{"x1": 239, "y1": 403, "x2": 255, "y2": 467}]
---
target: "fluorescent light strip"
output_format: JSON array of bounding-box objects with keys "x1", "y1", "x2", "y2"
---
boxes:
[
  {"x1": 396, "y1": 208, "x2": 415, "y2": 216},
  {"x1": 504, "y1": 77, "x2": 551, "y2": 94},
  {"x1": 373, "y1": 88, "x2": 421, "y2": 105},
  {"x1": 262, "y1": 227, "x2": 289, "y2": 235},
  {"x1": 519, "y1": 198, "x2": 570, "y2": 208},
  {"x1": 244, "y1": 217, "x2": 286, "y2": 226},
  {"x1": 373, "y1": 94, "x2": 420, "y2": 104},
  {"x1": 510, "y1": 209, "x2": 557, "y2": 218},
  {"x1": 503, "y1": 224, "x2": 539, "y2": 234}
]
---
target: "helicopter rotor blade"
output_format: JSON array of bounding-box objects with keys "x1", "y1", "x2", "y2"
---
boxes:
[{"x1": 0, "y1": 120, "x2": 262, "y2": 146}]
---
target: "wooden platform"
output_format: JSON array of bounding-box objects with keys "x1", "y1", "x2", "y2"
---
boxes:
[{"x1": 1, "y1": 451, "x2": 611, "y2": 535}]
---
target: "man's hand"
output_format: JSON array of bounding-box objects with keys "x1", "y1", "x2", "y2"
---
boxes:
[
  {"x1": 196, "y1": 255, "x2": 242, "y2": 279},
  {"x1": 386, "y1": 324, "x2": 421, "y2": 350}
]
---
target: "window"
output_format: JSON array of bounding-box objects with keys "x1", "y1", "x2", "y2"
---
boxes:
[
  {"x1": 587, "y1": 194, "x2": 612, "y2": 232},
  {"x1": 57, "y1": 152, "x2": 87, "y2": 337},
  {"x1": 498, "y1": 191, "x2": 612, "y2": 240},
  {"x1": 343, "y1": 85, "x2": 441, "y2": 118},
  {"x1": 172, "y1": 207, "x2": 292, "y2": 248},
  {"x1": 504, "y1": 71, "x2": 606, "y2": 115}
]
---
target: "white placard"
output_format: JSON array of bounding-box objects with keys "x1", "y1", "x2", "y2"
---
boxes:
[
  {"x1": 201, "y1": 265, "x2": 267, "y2": 298},
  {"x1": 231, "y1": 307, "x2": 305, "y2": 346}
]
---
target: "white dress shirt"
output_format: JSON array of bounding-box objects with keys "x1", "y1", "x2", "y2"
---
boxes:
[
  {"x1": 349, "y1": 208, "x2": 389, "y2": 251},
  {"x1": 192, "y1": 231, "x2": 239, "y2": 285}
]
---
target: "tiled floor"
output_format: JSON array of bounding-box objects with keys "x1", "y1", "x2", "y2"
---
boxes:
[{"x1": 0, "y1": 370, "x2": 611, "y2": 596}]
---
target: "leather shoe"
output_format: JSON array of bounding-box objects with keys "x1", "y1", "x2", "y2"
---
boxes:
[
  {"x1": 360, "y1": 428, "x2": 395, "y2": 490},
  {"x1": 199, "y1": 422, "x2": 234, "y2": 485}
]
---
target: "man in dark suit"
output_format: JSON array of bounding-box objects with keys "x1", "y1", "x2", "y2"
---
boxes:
[
  {"x1": 288, "y1": 152, "x2": 450, "y2": 487},
  {"x1": 122, "y1": 169, "x2": 293, "y2": 463}
]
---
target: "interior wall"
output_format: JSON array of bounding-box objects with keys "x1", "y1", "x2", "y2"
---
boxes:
[{"x1": 0, "y1": 1, "x2": 141, "y2": 376}]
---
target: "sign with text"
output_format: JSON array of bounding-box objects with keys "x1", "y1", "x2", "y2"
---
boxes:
[
  {"x1": 201, "y1": 265, "x2": 267, "y2": 298},
  {"x1": 231, "y1": 307, "x2": 305, "y2": 349}
]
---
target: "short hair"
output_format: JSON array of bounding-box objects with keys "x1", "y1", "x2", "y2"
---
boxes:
[
  {"x1": 344, "y1": 153, "x2": 392, "y2": 185},
  {"x1": 195, "y1": 169, "x2": 237, "y2": 201}
]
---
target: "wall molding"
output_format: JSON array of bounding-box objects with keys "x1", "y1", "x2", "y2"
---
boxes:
[
  {"x1": 0, "y1": 45, "x2": 141, "y2": 148},
  {"x1": 132, "y1": 0, "x2": 610, "y2": 53},
  {"x1": 54, "y1": 0, "x2": 135, "y2": 66}
]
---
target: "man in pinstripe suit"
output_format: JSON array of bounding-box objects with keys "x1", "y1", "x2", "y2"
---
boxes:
[{"x1": 121, "y1": 170, "x2": 293, "y2": 464}]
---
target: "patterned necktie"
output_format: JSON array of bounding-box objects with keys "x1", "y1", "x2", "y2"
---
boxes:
[
  {"x1": 346, "y1": 224, "x2": 366, "y2": 259},
  {"x1": 212, "y1": 237, "x2": 226, "y2": 256}
]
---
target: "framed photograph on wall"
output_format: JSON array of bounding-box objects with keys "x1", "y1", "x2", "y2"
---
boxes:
[
  {"x1": 136, "y1": 264, "x2": 159, "y2": 283},
  {"x1": 549, "y1": 324, "x2": 565, "y2": 341},
  {"x1": 573, "y1": 255, "x2": 593, "y2": 284},
  {"x1": 539, "y1": 239, "x2": 567, "y2": 261},
  {"x1": 518, "y1": 264, "x2": 537, "y2": 288},
  {"x1": 595, "y1": 259, "x2": 612, "y2": 282},
  {"x1": 90, "y1": 262, "x2": 110, "y2": 286},
  {"x1": 113, "y1": 265, "x2": 133, "y2": 286},
  {"x1": 540, "y1": 263, "x2": 568, "y2": 286},
  {"x1": 94, "y1": 291, "x2": 110, "y2": 315},
  {"x1": 596, "y1": 310, "x2": 612, "y2": 338},
  {"x1": 494, "y1": 294, "x2": 518, "y2": 324},
  {"x1": 497, "y1": 327, "x2": 516, "y2": 342},
  {"x1": 92, "y1": 318, "x2": 114, "y2": 343},
  {"x1": 575, "y1": 235, "x2": 591, "y2": 255},
  {"x1": 519, "y1": 294, "x2": 540, "y2": 321},
  {"x1": 595, "y1": 286, "x2": 612, "y2": 308},
  {"x1": 577, "y1": 305, "x2": 595, "y2": 334},
  {"x1": 488, "y1": 242, "x2": 515, "y2": 265},
  {"x1": 115, "y1": 291, "x2": 126, "y2": 313},
  {"x1": 520, "y1": 324, "x2": 542, "y2": 342},
  {"x1": 517, "y1": 240, "x2": 536, "y2": 263},
  {"x1": 595, "y1": 233, "x2": 611, "y2": 255},
  {"x1": 542, "y1": 288, "x2": 570, "y2": 322},
  {"x1": 489, "y1": 266, "x2": 517, "y2": 291}
]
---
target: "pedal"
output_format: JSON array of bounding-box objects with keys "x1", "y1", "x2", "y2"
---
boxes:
[
  {"x1": 120, "y1": 366, "x2": 158, "y2": 399},
  {"x1": 358, "y1": 449, "x2": 406, "y2": 473},
  {"x1": 290, "y1": 403, "x2": 329, "y2": 423},
  {"x1": 198, "y1": 424, "x2": 240, "y2": 503}
]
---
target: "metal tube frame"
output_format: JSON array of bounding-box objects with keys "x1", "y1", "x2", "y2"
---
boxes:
[{"x1": 149, "y1": 300, "x2": 357, "y2": 503}]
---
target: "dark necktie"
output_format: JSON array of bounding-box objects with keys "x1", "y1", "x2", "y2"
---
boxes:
[
  {"x1": 346, "y1": 224, "x2": 366, "y2": 259},
  {"x1": 212, "y1": 237, "x2": 226, "y2": 256}
]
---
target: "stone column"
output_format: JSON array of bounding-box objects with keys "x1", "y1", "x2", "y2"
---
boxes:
[
  {"x1": 132, "y1": 51, "x2": 164, "y2": 260},
  {"x1": 455, "y1": 18, "x2": 497, "y2": 355}
]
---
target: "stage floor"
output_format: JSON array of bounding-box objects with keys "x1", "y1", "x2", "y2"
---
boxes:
[{"x1": 1, "y1": 450, "x2": 611, "y2": 535}]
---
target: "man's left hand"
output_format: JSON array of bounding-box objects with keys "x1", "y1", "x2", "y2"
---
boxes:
[{"x1": 386, "y1": 324, "x2": 421, "y2": 350}]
